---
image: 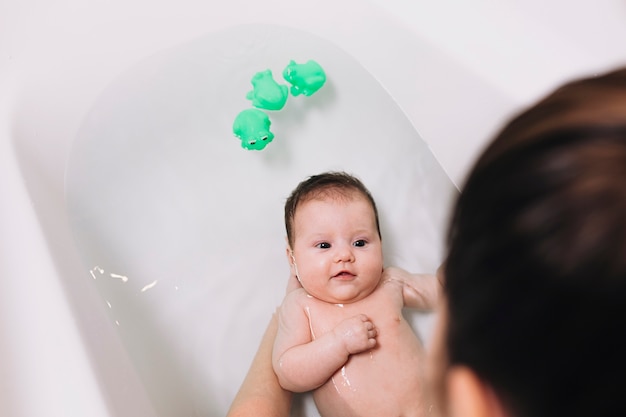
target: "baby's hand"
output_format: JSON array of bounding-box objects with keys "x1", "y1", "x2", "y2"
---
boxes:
[{"x1": 333, "y1": 314, "x2": 377, "y2": 354}]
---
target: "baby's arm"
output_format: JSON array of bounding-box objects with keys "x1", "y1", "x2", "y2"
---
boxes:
[
  {"x1": 383, "y1": 266, "x2": 441, "y2": 310},
  {"x1": 272, "y1": 291, "x2": 377, "y2": 392}
]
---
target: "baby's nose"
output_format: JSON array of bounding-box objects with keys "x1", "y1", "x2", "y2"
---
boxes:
[{"x1": 333, "y1": 244, "x2": 355, "y2": 262}]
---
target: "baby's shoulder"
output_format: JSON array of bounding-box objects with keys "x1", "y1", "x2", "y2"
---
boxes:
[
  {"x1": 374, "y1": 278, "x2": 406, "y2": 304},
  {"x1": 281, "y1": 288, "x2": 310, "y2": 308},
  {"x1": 379, "y1": 276, "x2": 405, "y2": 293}
]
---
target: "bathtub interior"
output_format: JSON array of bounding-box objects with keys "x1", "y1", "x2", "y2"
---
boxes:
[
  {"x1": 65, "y1": 23, "x2": 456, "y2": 416},
  {"x1": 6, "y1": 1, "x2": 626, "y2": 417}
]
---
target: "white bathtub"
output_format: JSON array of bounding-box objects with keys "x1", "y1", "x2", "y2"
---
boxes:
[{"x1": 2, "y1": 1, "x2": 625, "y2": 416}]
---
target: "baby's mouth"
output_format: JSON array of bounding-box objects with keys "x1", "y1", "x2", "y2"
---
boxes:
[{"x1": 332, "y1": 271, "x2": 355, "y2": 280}]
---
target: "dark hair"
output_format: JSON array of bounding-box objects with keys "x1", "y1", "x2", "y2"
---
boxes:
[
  {"x1": 444, "y1": 68, "x2": 626, "y2": 417},
  {"x1": 284, "y1": 171, "x2": 381, "y2": 248}
]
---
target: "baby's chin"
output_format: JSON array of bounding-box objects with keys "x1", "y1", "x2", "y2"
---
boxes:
[{"x1": 307, "y1": 286, "x2": 376, "y2": 305}]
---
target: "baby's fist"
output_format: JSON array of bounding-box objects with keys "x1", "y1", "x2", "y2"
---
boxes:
[{"x1": 334, "y1": 314, "x2": 377, "y2": 354}]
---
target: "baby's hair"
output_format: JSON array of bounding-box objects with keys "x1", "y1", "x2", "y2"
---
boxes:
[{"x1": 284, "y1": 171, "x2": 381, "y2": 248}]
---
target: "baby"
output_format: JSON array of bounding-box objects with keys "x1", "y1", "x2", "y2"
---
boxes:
[{"x1": 272, "y1": 171, "x2": 439, "y2": 417}]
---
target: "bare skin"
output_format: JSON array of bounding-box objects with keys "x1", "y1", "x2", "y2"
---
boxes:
[
  {"x1": 273, "y1": 194, "x2": 438, "y2": 416},
  {"x1": 226, "y1": 273, "x2": 303, "y2": 417},
  {"x1": 275, "y1": 271, "x2": 437, "y2": 416},
  {"x1": 226, "y1": 311, "x2": 292, "y2": 417}
]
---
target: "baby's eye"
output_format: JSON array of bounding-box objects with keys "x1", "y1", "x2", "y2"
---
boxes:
[
  {"x1": 316, "y1": 242, "x2": 331, "y2": 249},
  {"x1": 353, "y1": 240, "x2": 367, "y2": 247}
]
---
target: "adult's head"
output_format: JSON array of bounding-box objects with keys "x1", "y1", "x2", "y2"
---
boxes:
[{"x1": 436, "y1": 68, "x2": 626, "y2": 417}]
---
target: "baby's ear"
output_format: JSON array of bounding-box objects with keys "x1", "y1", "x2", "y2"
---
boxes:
[
  {"x1": 284, "y1": 241, "x2": 302, "y2": 294},
  {"x1": 284, "y1": 239, "x2": 294, "y2": 265},
  {"x1": 285, "y1": 246, "x2": 292, "y2": 265}
]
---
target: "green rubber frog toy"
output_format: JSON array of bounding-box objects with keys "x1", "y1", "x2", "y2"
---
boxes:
[
  {"x1": 246, "y1": 70, "x2": 289, "y2": 111},
  {"x1": 232, "y1": 108, "x2": 275, "y2": 150},
  {"x1": 282, "y1": 59, "x2": 326, "y2": 97}
]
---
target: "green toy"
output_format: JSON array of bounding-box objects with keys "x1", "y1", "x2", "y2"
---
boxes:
[
  {"x1": 232, "y1": 108, "x2": 275, "y2": 150},
  {"x1": 246, "y1": 70, "x2": 289, "y2": 110},
  {"x1": 282, "y1": 59, "x2": 326, "y2": 97},
  {"x1": 231, "y1": 60, "x2": 326, "y2": 151}
]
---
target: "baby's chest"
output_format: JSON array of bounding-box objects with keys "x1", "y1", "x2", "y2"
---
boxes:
[{"x1": 306, "y1": 292, "x2": 406, "y2": 338}]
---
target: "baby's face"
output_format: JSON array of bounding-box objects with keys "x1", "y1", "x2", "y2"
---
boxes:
[{"x1": 290, "y1": 195, "x2": 383, "y2": 304}]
